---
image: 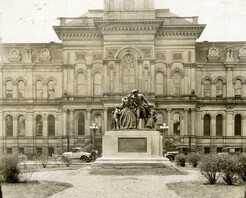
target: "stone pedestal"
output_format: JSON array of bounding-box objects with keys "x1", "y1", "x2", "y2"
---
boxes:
[{"x1": 93, "y1": 130, "x2": 170, "y2": 168}]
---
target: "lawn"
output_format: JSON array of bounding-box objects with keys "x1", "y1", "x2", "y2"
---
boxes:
[
  {"x1": 1, "y1": 181, "x2": 72, "y2": 198},
  {"x1": 167, "y1": 180, "x2": 246, "y2": 198}
]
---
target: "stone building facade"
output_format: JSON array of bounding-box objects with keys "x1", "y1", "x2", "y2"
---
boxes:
[{"x1": 0, "y1": 0, "x2": 246, "y2": 156}]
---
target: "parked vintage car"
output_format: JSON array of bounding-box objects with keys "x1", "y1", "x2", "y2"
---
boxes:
[
  {"x1": 164, "y1": 151, "x2": 179, "y2": 162},
  {"x1": 61, "y1": 147, "x2": 92, "y2": 162}
]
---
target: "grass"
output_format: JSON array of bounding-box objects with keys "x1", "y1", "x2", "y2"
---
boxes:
[
  {"x1": 1, "y1": 180, "x2": 72, "y2": 198},
  {"x1": 167, "y1": 180, "x2": 246, "y2": 198},
  {"x1": 90, "y1": 166, "x2": 186, "y2": 176}
]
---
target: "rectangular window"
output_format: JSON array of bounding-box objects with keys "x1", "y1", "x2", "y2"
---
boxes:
[
  {"x1": 19, "y1": 148, "x2": 24, "y2": 154},
  {"x1": 37, "y1": 148, "x2": 42, "y2": 155},
  {"x1": 217, "y1": 147, "x2": 222, "y2": 153},
  {"x1": 204, "y1": 147, "x2": 210, "y2": 154},
  {"x1": 48, "y1": 147, "x2": 54, "y2": 157},
  {"x1": 7, "y1": 148, "x2": 12, "y2": 154}
]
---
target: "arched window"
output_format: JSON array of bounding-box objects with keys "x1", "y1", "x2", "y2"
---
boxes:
[
  {"x1": 36, "y1": 115, "x2": 43, "y2": 135},
  {"x1": 122, "y1": 54, "x2": 136, "y2": 92},
  {"x1": 156, "y1": 72, "x2": 164, "y2": 95},
  {"x1": 216, "y1": 114, "x2": 223, "y2": 136},
  {"x1": 17, "y1": 81, "x2": 25, "y2": 98},
  {"x1": 48, "y1": 115, "x2": 55, "y2": 136},
  {"x1": 6, "y1": 81, "x2": 13, "y2": 99},
  {"x1": 18, "y1": 115, "x2": 25, "y2": 136},
  {"x1": 234, "y1": 79, "x2": 242, "y2": 96},
  {"x1": 173, "y1": 72, "x2": 181, "y2": 96},
  {"x1": 77, "y1": 73, "x2": 86, "y2": 96},
  {"x1": 123, "y1": 0, "x2": 134, "y2": 10},
  {"x1": 204, "y1": 114, "x2": 211, "y2": 136},
  {"x1": 93, "y1": 73, "x2": 102, "y2": 96},
  {"x1": 48, "y1": 80, "x2": 55, "y2": 99},
  {"x1": 204, "y1": 80, "x2": 211, "y2": 97},
  {"x1": 78, "y1": 113, "x2": 85, "y2": 135},
  {"x1": 173, "y1": 114, "x2": 180, "y2": 135},
  {"x1": 235, "y1": 114, "x2": 241, "y2": 136},
  {"x1": 36, "y1": 81, "x2": 43, "y2": 98},
  {"x1": 216, "y1": 80, "x2": 223, "y2": 98},
  {"x1": 6, "y1": 115, "x2": 13, "y2": 137}
]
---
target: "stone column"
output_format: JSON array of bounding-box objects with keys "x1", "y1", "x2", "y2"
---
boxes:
[
  {"x1": 226, "y1": 68, "x2": 233, "y2": 97},
  {"x1": 43, "y1": 115, "x2": 48, "y2": 137},
  {"x1": 211, "y1": 116, "x2": 216, "y2": 136},
  {"x1": 138, "y1": 61, "x2": 143, "y2": 92},
  {"x1": 70, "y1": 109, "x2": 74, "y2": 136},
  {"x1": 13, "y1": 83, "x2": 17, "y2": 99},
  {"x1": 104, "y1": 108, "x2": 108, "y2": 134},
  {"x1": 85, "y1": 109, "x2": 91, "y2": 136},
  {"x1": 26, "y1": 112, "x2": 33, "y2": 137},
  {"x1": 13, "y1": 116, "x2": 18, "y2": 137},
  {"x1": 242, "y1": 115, "x2": 246, "y2": 137},
  {"x1": 196, "y1": 111, "x2": 203, "y2": 136},
  {"x1": 116, "y1": 61, "x2": 120, "y2": 93},
  {"x1": 62, "y1": 111, "x2": 67, "y2": 136},
  {"x1": 167, "y1": 108, "x2": 171, "y2": 135},
  {"x1": 223, "y1": 116, "x2": 226, "y2": 136},
  {"x1": 69, "y1": 67, "x2": 74, "y2": 96},
  {"x1": 26, "y1": 67, "x2": 33, "y2": 98},
  {"x1": 63, "y1": 67, "x2": 68, "y2": 95},
  {"x1": 196, "y1": 67, "x2": 202, "y2": 97},
  {"x1": 87, "y1": 67, "x2": 92, "y2": 96},
  {"x1": 184, "y1": 67, "x2": 189, "y2": 95},
  {"x1": 150, "y1": 62, "x2": 155, "y2": 91},
  {"x1": 184, "y1": 109, "x2": 189, "y2": 136},
  {"x1": 190, "y1": 67, "x2": 195, "y2": 93},
  {"x1": 167, "y1": 65, "x2": 171, "y2": 95},
  {"x1": 226, "y1": 110, "x2": 233, "y2": 136},
  {"x1": 191, "y1": 109, "x2": 195, "y2": 136},
  {"x1": 103, "y1": 62, "x2": 108, "y2": 93},
  {"x1": 43, "y1": 83, "x2": 48, "y2": 99}
]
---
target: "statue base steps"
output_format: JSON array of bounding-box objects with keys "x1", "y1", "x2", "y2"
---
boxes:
[{"x1": 92, "y1": 130, "x2": 171, "y2": 169}]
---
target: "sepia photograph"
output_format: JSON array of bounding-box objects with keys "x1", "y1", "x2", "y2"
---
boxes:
[{"x1": 0, "y1": 0, "x2": 246, "y2": 197}]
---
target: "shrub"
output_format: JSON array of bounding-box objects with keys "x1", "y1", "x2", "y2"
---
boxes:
[
  {"x1": 187, "y1": 152, "x2": 202, "y2": 168},
  {"x1": 36, "y1": 152, "x2": 49, "y2": 168},
  {"x1": 60, "y1": 155, "x2": 71, "y2": 167},
  {"x1": 0, "y1": 154, "x2": 20, "y2": 183},
  {"x1": 175, "y1": 153, "x2": 186, "y2": 167},
  {"x1": 236, "y1": 153, "x2": 246, "y2": 182},
  {"x1": 218, "y1": 154, "x2": 238, "y2": 185},
  {"x1": 199, "y1": 154, "x2": 220, "y2": 184}
]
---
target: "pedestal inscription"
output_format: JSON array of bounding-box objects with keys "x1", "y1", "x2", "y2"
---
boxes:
[{"x1": 118, "y1": 138, "x2": 147, "y2": 153}]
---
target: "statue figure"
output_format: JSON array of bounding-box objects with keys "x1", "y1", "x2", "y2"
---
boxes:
[
  {"x1": 112, "y1": 105, "x2": 121, "y2": 130},
  {"x1": 112, "y1": 89, "x2": 156, "y2": 130}
]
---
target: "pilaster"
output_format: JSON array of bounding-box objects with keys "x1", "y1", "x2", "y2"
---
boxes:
[
  {"x1": 70, "y1": 109, "x2": 74, "y2": 136},
  {"x1": 242, "y1": 116, "x2": 246, "y2": 137},
  {"x1": 104, "y1": 108, "x2": 108, "y2": 134},
  {"x1": 211, "y1": 116, "x2": 216, "y2": 136},
  {"x1": 13, "y1": 116, "x2": 18, "y2": 137},
  {"x1": 86, "y1": 109, "x2": 91, "y2": 136},
  {"x1": 167, "y1": 65, "x2": 171, "y2": 95},
  {"x1": 196, "y1": 111, "x2": 203, "y2": 136},
  {"x1": 184, "y1": 109, "x2": 188, "y2": 136},
  {"x1": 26, "y1": 112, "x2": 33, "y2": 137},
  {"x1": 226, "y1": 110, "x2": 233, "y2": 136},
  {"x1": 226, "y1": 68, "x2": 233, "y2": 97},
  {"x1": 150, "y1": 62, "x2": 155, "y2": 91},
  {"x1": 62, "y1": 110, "x2": 67, "y2": 136},
  {"x1": 167, "y1": 108, "x2": 171, "y2": 135},
  {"x1": 87, "y1": 67, "x2": 92, "y2": 96},
  {"x1": 43, "y1": 115, "x2": 48, "y2": 137},
  {"x1": 191, "y1": 109, "x2": 195, "y2": 136}
]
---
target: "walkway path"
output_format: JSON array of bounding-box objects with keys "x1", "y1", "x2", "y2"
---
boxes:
[{"x1": 32, "y1": 166, "x2": 200, "y2": 198}]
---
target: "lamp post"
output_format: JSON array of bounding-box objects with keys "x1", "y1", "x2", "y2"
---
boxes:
[
  {"x1": 160, "y1": 123, "x2": 169, "y2": 155},
  {"x1": 89, "y1": 123, "x2": 98, "y2": 149}
]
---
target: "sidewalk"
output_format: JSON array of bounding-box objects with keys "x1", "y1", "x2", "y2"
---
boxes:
[{"x1": 31, "y1": 166, "x2": 201, "y2": 198}]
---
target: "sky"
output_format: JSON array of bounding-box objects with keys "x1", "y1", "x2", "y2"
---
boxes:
[{"x1": 0, "y1": 0, "x2": 246, "y2": 43}]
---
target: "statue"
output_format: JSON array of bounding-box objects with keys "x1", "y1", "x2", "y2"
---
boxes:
[{"x1": 113, "y1": 89, "x2": 156, "y2": 130}]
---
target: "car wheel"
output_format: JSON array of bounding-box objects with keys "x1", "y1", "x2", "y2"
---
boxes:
[
  {"x1": 80, "y1": 156, "x2": 91, "y2": 163},
  {"x1": 166, "y1": 155, "x2": 174, "y2": 162}
]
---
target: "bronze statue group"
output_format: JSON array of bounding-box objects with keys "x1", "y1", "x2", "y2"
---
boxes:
[{"x1": 112, "y1": 89, "x2": 157, "y2": 130}]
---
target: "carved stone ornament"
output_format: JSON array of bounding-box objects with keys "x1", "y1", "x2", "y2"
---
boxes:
[
  {"x1": 225, "y1": 45, "x2": 236, "y2": 63},
  {"x1": 141, "y1": 48, "x2": 152, "y2": 58},
  {"x1": 172, "y1": 52, "x2": 183, "y2": 61},
  {"x1": 156, "y1": 52, "x2": 166, "y2": 61},
  {"x1": 207, "y1": 47, "x2": 220, "y2": 62},
  {"x1": 38, "y1": 49, "x2": 51, "y2": 62},
  {"x1": 75, "y1": 52, "x2": 85, "y2": 61},
  {"x1": 8, "y1": 49, "x2": 21, "y2": 62},
  {"x1": 238, "y1": 47, "x2": 246, "y2": 61},
  {"x1": 93, "y1": 53, "x2": 102, "y2": 61},
  {"x1": 106, "y1": 48, "x2": 119, "y2": 59}
]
